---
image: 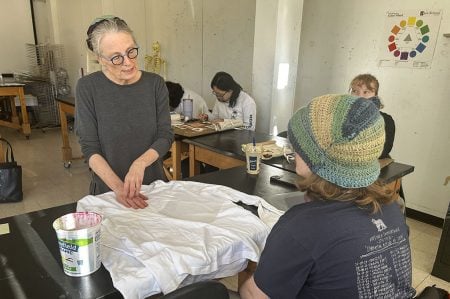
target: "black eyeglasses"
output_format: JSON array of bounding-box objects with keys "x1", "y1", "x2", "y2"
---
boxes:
[
  {"x1": 101, "y1": 47, "x2": 139, "y2": 65},
  {"x1": 212, "y1": 90, "x2": 229, "y2": 98}
]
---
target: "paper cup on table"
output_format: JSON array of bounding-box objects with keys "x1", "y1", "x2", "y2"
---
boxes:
[
  {"x1": 52, "y1": 212, "x2": 102, "y2": 277},
  {"x1": 245, "y1": 143, "x2": 262, "y2": 174}
]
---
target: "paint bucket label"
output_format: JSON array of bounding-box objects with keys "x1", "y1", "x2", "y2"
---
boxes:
[{"x1": 53, "y1": 212, "x2": 102, "y2": 277}]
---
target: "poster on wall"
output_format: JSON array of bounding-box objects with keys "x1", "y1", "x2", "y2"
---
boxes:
[{"x1": 378, "y1": 10, "x2": 442, "y2": 68}]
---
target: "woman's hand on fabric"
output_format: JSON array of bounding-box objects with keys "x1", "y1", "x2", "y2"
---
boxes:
[
  {"x1": 114, "y1": 187, "x2": 148, "y2": 209},
  {"x1": 124, "y1": 160, "x2": 147, "y2": 199}
]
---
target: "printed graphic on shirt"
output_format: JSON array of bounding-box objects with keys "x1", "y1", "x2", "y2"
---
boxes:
[
  {"x1": 247, "y1": 114, "x2": 254, "y2": 129},
  {"x1": 372, "y1": 218, "x2": 387, "y2": 232},
  {"x1": 355, "y1": 226, "x2": 412, "y2": 298}
]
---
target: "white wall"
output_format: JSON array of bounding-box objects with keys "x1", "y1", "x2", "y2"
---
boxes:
[
  {"x1": 296, "y1": 0, "x2": 450, "y2": 218},
  {"x1": 146, "y1": 0, "x2": 256, "y2": 108},
  {"x1": 0, "y1": 0, "x2": 35, "y2": 73},
  {"x1": 202, "y1": 0, "x2": 256, "y2": 107},
  {"x1": 145, "y1": 0, "x2": 203, "y2": 97},
  {"x1": 252, "y1": 0, "x2": 278, "y2": 134}
]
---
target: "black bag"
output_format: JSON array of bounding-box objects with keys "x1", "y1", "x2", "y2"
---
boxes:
[
  {"x1": 0, "y1": 138, "x2": 23, "y2": 203},
  {"x1": 414, "y1": 284, "x2": 450, "y2": 299}
]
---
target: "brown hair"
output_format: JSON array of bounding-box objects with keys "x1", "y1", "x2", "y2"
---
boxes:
[
  {"x1": 296, "y1": 173, "x2": 395, "y2": 214},
  {"x1": 349, "y1": 74, "x2": 379, "y2": 96}
]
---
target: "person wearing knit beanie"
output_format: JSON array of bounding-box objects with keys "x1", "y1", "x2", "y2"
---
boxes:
[
  {"x1": 287, "y1": 94, "x2": 385, "y2": 188},
  {"x1": 240, "y1": 94, "x2": 414, "y2": 299}
]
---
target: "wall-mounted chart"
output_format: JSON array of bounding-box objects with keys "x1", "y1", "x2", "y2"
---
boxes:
[{"x1": 378, "y1": 10, "x2": 442, "y2": 68}]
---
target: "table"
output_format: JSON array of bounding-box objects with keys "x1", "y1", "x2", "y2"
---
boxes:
[
  {"x1": 169, "y1": 123, "x2": 233, "y2": 180},
  {"x1": 0, "y1": 202, "x2": 121, "y2": 298},
  {"x1": 184, "y1": 129, "x2": 291, "y2": 177},
  {"x1": 184, "y1": 129, "x2": 415, "y2": 199},
  {"x1": 378, "y1": 161, "x2": 415, "y2": 199},
  {"x1": 56, "y1": 97, "x2": 82, "y2": 168},
  {"x1": 0, "y1": 164, "x2": 298, "y2": 298},
  {"x1": 0, "y1": 84, "x2": 31, "y2": 138}
]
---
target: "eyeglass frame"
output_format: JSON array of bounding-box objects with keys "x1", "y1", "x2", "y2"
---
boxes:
[
  {"x1": 211, "y1": 89, "x2": 230, "y2": 98},
  {"x1": 100, "y1": 47, "x2": 139, "y2": 65}
]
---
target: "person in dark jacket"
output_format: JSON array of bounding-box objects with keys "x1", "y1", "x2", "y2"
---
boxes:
[{"x1": 349, "y1": 73, "x2": 395, "y2": 159}]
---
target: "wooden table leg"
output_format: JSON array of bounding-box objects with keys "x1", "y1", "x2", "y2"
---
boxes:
[
  {"x1": 171, "y1": 140, "x2": 182, "y2": 180},
  {"x1": 0, "y1": 135, "x2": 4, "y2": 162},
  {"x1": 188, "y1": 145, "x2": 245, "y2": 177},
  {"x1": 17, "y1": 87, "x2": 31, "y2": 137},
  {"x1": 9, "y1": 97, "x2": 20, "y2": 125},
  {"x1": 0, "y1": 86, "x2": 31, "y2": 137},
  {"x1": 59, "y1": 102, "x2": 72, "y2": 163},
  {"x1": 189, "y1": 144, "x2": 201, "y2": 177}
]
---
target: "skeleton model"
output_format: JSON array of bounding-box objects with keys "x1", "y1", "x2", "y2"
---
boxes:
[{"x1": 145, "y1": 41, "x2": 167, "y2": 79}]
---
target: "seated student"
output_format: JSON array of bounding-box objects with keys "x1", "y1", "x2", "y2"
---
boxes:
[
  {"x1": 349, "y1": 74, "x2": 406, "y2": 206},
  {"x1": 199, "y1": 71, "x2": 256, "y2": 131},
  {"x1": 165, "y1": 81, "x2": 211, "y2": 120},
  {"x1": 239, "y1": 94, "x2": 415, "y2": 299},
  {"x1": 349, "y1": 73, "x2": 395, "y2": 159}
]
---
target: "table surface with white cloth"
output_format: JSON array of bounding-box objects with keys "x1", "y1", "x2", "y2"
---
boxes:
[{"x1": 0, "y1": 163, "x2": 301, "y2": 299}]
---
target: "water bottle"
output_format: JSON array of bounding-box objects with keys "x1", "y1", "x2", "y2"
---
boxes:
[{"x1": 183, "y1": 98, "x2": 193, "y2": 121}]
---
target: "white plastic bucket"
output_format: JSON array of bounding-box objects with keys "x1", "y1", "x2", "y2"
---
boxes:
[{"x1": 52, "y1": 212, "x2": 102, "y2": 277}]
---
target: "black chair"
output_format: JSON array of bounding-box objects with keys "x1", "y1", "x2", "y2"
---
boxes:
[{"x1": 161, "y1": 280, "x2": 231, "y2": 299}]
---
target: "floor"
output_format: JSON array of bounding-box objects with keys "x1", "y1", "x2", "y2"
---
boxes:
[{"x1": 0, "y1": 126, "x2": 449, "y2": 296}]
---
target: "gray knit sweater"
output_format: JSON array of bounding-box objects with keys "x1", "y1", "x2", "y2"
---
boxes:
[{"x1": 75, "y1": 71, "x2": 174, "y2": 194}]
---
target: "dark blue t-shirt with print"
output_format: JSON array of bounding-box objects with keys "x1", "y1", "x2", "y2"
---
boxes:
[{"x1": 254, "y1": 199, "x2": 416, "y2": 299}]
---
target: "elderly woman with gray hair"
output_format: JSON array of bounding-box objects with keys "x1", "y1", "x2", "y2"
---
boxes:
[{"x1": 76, "y1": 16, "x2": 173, "y2": 209}]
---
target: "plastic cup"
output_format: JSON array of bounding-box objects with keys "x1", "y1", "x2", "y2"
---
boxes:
[
  {"x1": 245, "y1": 143, "x2": 262, "y2": 174},
  {"x1": 52, "y1": 212, "x2": 102, "y2": 277}
]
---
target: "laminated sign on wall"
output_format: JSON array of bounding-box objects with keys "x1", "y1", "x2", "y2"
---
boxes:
[{"x1": 378, "y1": 10, "x2": 442, "y2": 68}]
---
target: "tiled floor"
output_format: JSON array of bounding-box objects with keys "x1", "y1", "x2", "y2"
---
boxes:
[{"x1": 0, "y1": 126, "x2": 449, "y2": 296}]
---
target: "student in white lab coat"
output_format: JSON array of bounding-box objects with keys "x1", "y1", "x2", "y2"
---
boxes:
[
  {"x1": 165, "y1": 81, "x2": 210, "y2": 120},
  {"x1": 199, "y1": 71, "x2": 256, "y2": 131}
]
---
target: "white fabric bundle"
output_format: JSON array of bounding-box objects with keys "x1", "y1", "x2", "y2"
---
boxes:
[
  {"x1": 217, "y1": 118, "x2": 244, "y2": 130},
  {"x1": 77, "y1": 180, "x2": 283, "y2": 299}
]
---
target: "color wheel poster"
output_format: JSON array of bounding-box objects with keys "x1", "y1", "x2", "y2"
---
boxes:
[{"x1": 378, "y1": 10, "x2": 442, "y2": 68}]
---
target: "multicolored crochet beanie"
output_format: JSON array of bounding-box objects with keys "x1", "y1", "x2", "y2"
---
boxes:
[{"x1": 287, "y1": 94, "x2": 385, "y2": 188}]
